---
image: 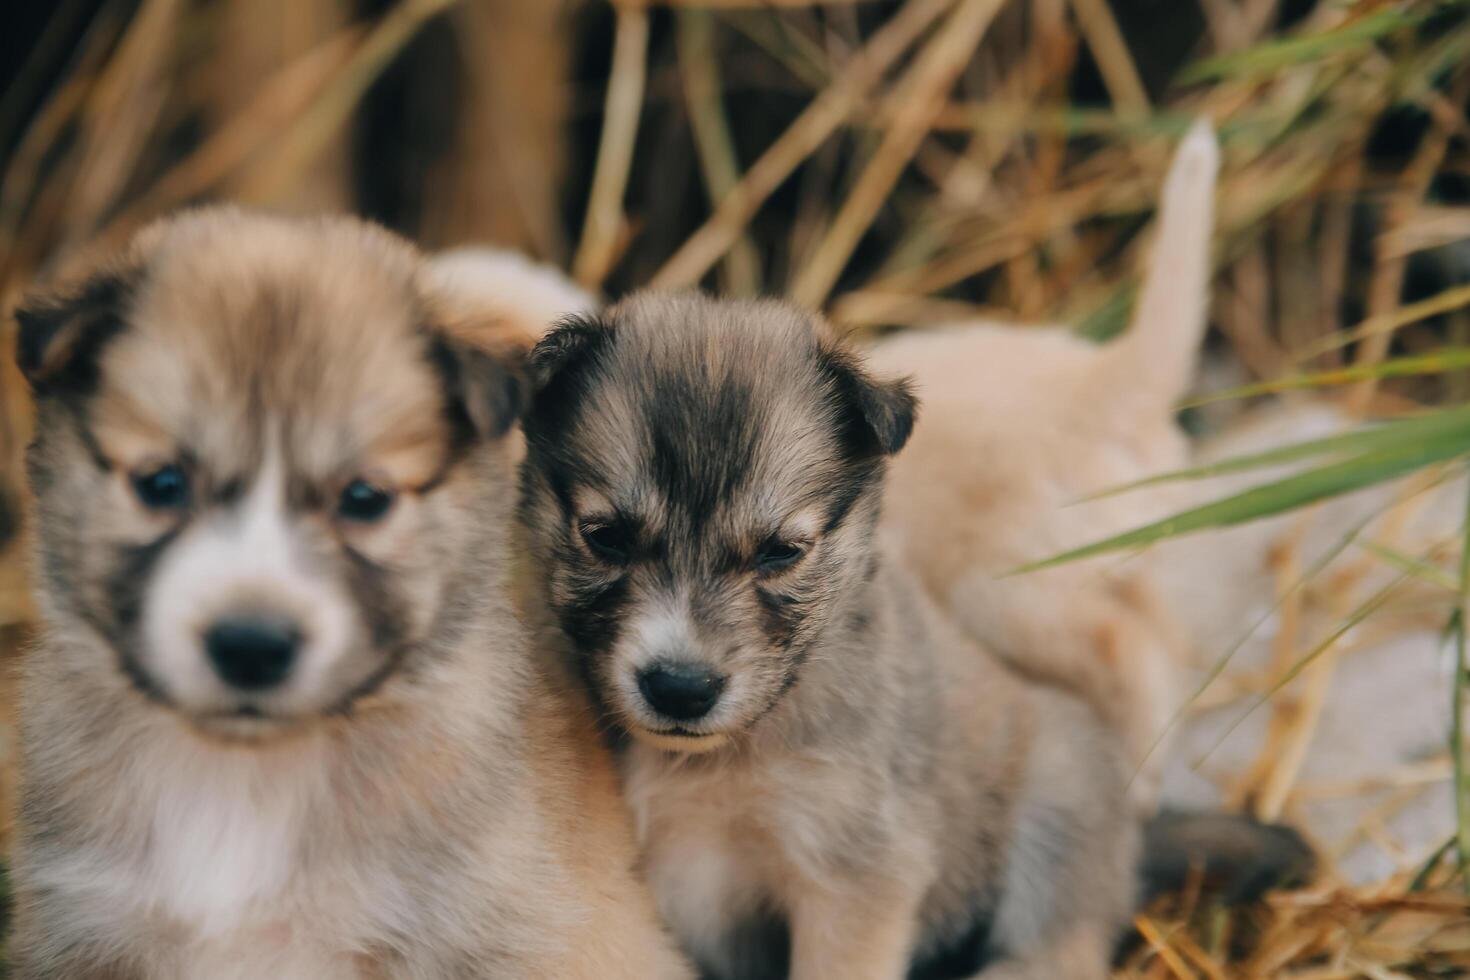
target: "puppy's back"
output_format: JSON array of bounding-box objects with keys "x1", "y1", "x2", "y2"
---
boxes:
[{"x1": 870, "y1": 125, "x2": 1221, "y2": 808}]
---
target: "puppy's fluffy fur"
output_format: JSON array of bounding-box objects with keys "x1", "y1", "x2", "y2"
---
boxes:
[
  {"x1": 425, "y1": 246, "x2": 598, "y2": 354},
  {"x1": 872, "y1": 121, "x2": 1221, "y2": 806},
  {"x1": 10, "y1": 209, "x2": 691, "y2": 980},
  {"x1": 519, "y1": 292, "x2": 1138, "y2": 980}
]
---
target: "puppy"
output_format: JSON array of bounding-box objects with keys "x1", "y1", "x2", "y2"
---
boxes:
[
  {"x1": 518, "y1": 291, "x2": 1140, "y2": 980},
  {"x1": 871, "y1": 121, "x2": 1221, "y2": 807},
  {"x1": 9, "y1": 208, "x2": 691, "y2": 980}
]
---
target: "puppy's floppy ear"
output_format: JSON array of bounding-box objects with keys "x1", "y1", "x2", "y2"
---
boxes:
[
  {"x1": 519, "y1": 313, "x2": 614, "y2": 448},
  {"x1": 14, "y1": 265, "x2": 138, "y2": 394},
  {"x1": 818, "y1": 342, "x2": 919, "y2": 458},
  {"x1": 428, "y1": 332, "x2": 529, "y2": 440},
  {"x1": 526, "y1": 312, "x2": 614, "y2": 392}
]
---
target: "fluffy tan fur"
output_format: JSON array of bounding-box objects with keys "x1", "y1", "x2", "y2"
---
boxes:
[{"x1": 9, "y1": 209, "x2": 690, "y2": 980}]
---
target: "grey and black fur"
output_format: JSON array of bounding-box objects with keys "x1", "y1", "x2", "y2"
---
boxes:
[{"x1": 519, "y1": 292, "x2": 1145, "y2": 980}]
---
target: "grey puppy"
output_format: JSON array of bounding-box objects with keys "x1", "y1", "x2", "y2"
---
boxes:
[{"x1": 518, "y1": 291, "x2": 1142, "y2": 980}]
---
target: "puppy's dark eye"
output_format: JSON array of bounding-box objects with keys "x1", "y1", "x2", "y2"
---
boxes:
[
  {"x1": 755, "y1": 540, "x2": 805, "y2": 574},
  {"x1": 132, "y1": 464, "x2": 190, "y2": 511},
  {"x1": 580, "y1": 523, "x2": 631, "y2": 563},
  {"x1": 338, "y1": 479, "x2": 395, "y2": 523}
]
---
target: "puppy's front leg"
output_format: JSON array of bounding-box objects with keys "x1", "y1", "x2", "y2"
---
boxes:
[
  {"x1": 787, "y1": 878, "x2": 921, "y2": 980},
  {"x1": 970, "y1": 923, "x2": 1113, "y2": 980}
]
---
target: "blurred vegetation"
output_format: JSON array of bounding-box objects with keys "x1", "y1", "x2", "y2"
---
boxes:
[{"x1": 4, "y1": 0, "x2": 1470, "y2": 975}]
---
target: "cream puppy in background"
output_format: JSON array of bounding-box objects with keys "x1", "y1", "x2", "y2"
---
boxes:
[
  {"x1": 872, "y1": 121, "x2": 1221, "y2": 808},
  {"x1": 9, "y1": 209, "x2": 690, "y2": 980}
]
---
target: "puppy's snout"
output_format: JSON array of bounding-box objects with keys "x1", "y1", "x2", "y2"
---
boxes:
[
  {"x1": 637, "y1": 663, "x2": 726, "y2": 721},
  {"x1": 204, "y1": 615, "x2": 301, "y2": 692}
]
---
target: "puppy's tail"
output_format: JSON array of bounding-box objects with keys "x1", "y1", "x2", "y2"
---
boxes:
[
  {"x1": 1139, "y1": 810, "x2": 1316, "y2": 906},
  {"x1": 1101, "y1": 119, "x2": 1220, "y2": 412},
  {"x1": 425, "y1": 247, "x2": 598, "y2": 349}
]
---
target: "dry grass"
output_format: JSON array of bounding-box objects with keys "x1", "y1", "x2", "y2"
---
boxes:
[
  {"x1": 1127, "y1": 865, "x2": 1470, "y2": 979},
  {"x1": 3, "y1": 0, "x2": 1470, "y2": 975}
]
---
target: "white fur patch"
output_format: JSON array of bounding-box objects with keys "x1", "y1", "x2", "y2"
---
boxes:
[
  {"x1": 626, "y1": 779, "x2": 760, "y2": 977},
  {"x1": 32, "y1": 733, "x2": 332, "y2": 957},
  {"x1": 651, "y1": 842, "x2": 750, "y2": 969},
  {"x1": 143, "y1": 741, "x2": 314, "y2": 935},
  {"x1": 141, "y1": 447, "x2": 356, "y2": 713},
  {"x1": 623, "y1": 605, "x2": 696, "y2": 671}
]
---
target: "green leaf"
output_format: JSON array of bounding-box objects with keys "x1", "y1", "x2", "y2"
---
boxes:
[
  {"x1": 1076, "y1": 283, "x2": 1136, "y2": 342},
  {"x1": 1020, "y1": 436, "x2": 1470, "y2": 572},
  {"x1": 1083, "y1": 404, "x2": 1470, "y2": 501}
]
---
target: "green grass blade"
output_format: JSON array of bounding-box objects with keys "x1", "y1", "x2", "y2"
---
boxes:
[
  {"x1": 1125, "y1": 465, "x2": 1465, "y2": 850},
  {"x1": 1181, "y1": 9, "x2": 1427, "y2": 83},
  {"x1": 1294, "y1": 283, "x2": 1470, "y2": 362},
  {"x1": 1185, "y1": 349, "x2": 1470, "y2": 407},
  {"x1": 1023, "y1": 439, "x2": 1470, "y2": 573},
  {"x1": 1195, "y1": 568, "x2": 1417, "y2": 769},
  {"x1": 1409, "y1": 835, "x2": 1458, "y2": 893},
  {"x1": 1126, "y1": 503, "x2": 1380, "y2": 794},
  {"x1": 1080, "y1": 404, "x2": 1470, "y2": 501},
  {"x1": 1359, "y1": 539, "x2": 1460, "y2": 592}
]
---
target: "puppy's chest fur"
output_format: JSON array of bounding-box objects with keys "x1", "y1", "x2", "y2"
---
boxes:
[
  {"x1": 33, "y1": 736, "x2": 393, "y2": 976},
  {"x1": 625, "y1": 757, "x2": 792, "y2": 973},
  {"x1": 623, "y1": 742, "x2": 928, "y2": 974}
]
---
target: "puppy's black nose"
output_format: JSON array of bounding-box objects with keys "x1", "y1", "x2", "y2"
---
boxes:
[
  {"x1": 637, "y1": 663, "x2": 725, "y2": 721},
  {"x1": 204, "y1": 616, "x2": 300, "y2": 691}
]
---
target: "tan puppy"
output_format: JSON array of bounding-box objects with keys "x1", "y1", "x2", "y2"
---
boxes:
[
  {"x1": 9, "y1": 209, "x2": 691, "y2": 980},
  {"x1": 518, "y1": 292, "x2": 1139, "y2": 980},
  {"x1": 872, "y1": 122, "x2": 1220, "y2": 806}
]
